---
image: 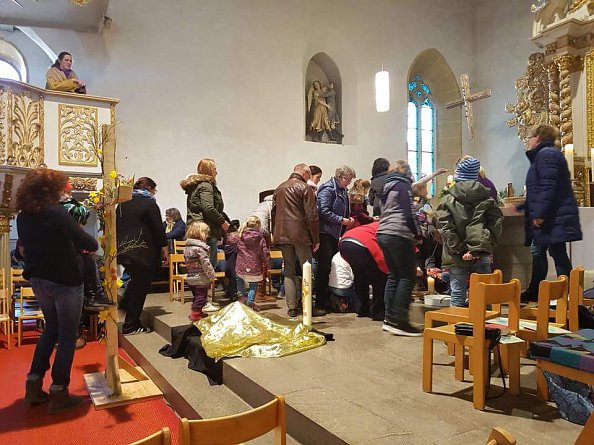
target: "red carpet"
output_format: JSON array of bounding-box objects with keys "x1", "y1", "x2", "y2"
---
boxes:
[{"x1": 0, "y1": 332, "x2": 180, "y2": 444}]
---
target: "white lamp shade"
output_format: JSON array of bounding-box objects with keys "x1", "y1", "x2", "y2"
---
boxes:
[{"x1": 375, "y1": 70, "x2": 390, "y2": 112}]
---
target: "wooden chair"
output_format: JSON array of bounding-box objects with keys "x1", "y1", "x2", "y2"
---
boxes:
[
  {"x1": 486, "y1": 427, "x2": 516, "y2": 445},
  {"x1": 568, "y1": 266, "x2": 585, "y2": 331},
  {"x1": 169, "y1": 253, "x2": 189, "y2": 303},
  {"x1": 130, "y1": 427, "x2": 171, "y2": 445},
  {"x1": 17, "y1": 287, "x2": 44, "y2": 347},
  {"x1": 0, "y1": 289, "x2": 11, "y2": 349},
  {"x1": 576, "y1": 412, "x2": 594, "y2": 445},
  {"x1": 9, "y1": 268, "x2": 26, "y2": 332},
  {"x1": 267, "y1": 250, "x2": 283, "y2": 295},
  {"x1": 210, "y1": 250, "x2": 226, "y2": 301},
  {"x1": 423, "y1": 279, "x2": 523, "y2": 410},
  {"x1": 174, "y1": 239, "x2": 186, "y2": 254},
  {"x1": 180, "y1": 395, "x2": 286, "y2": 445}
]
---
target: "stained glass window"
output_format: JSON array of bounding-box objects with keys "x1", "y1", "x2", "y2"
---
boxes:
[
  {"x1": 407, "y1": 74, "x2": 435, "y2": 191},
  {"x1": 0, "y1": 60, "x2": 20, "y2": 81}
]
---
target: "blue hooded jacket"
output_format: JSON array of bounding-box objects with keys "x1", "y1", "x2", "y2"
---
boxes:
[{"x1": 317, "y1": 177, "x2": 350, "y2": 239}]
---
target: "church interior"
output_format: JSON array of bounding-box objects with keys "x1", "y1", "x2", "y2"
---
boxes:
[{"x1": 1, "y1": 0, "x2": 594, "y2": 444}]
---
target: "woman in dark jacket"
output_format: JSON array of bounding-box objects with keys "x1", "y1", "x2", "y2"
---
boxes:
[
  {"x1": 117, "y1": 177, "x2": 168, "y2": 334},
  {"x1": 368, "y1": 158, "x2": 390, "y2": 217},
  {"x1": 314, "y1": 165, "x2": 355, "y2": 312},
  {"x1": 180, "y1": 158, "x2": 229, "y2": 267},
  {"x1": 164, "y1": 207, "x2": 186, "y2": 241},
  {"x1": 18, "y1": 168, "x2": 98, "y2": 414},
  {"x1": 521, "y1": 124, "x2": 582, "y2": 301}
]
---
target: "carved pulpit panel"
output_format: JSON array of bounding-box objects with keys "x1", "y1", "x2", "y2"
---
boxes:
[{"x1": 58, "y1": 104, "x2": 99, "y2": 166}]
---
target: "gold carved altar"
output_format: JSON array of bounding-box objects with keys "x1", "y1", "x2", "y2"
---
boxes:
[{"x1": 507, "y1": 0, "x2": 594, "y2": 206}]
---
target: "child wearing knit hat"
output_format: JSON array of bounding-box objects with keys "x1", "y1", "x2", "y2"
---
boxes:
[{"x1": 436, "y1": 156, "x2": 503, "y2": 307}]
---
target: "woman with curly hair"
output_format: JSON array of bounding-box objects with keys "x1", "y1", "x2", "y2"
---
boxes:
[{"x1": 17, "y1": 167, "x2": 98, "y2": 414}]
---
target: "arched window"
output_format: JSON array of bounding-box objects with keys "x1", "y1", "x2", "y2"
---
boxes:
[
  {"x1": 407, "y1": 74, "x2": 435, "y2": 184},
  {"x1": 0, "y1": 59, "x2": 21, "y2": 81}
]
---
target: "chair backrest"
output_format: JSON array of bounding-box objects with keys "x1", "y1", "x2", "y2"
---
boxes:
[
  {"x1": 130, "y1": 427, "x2": 171, "y2": 445},
  {"x1": 10, "y1": 268, "x2": 24, "y2": 296},
  {"x1": 486, "y1": 426, "x2": 516, "y2": 445},
  {"x1": 180, "y1": 395, "x2": 286, "y2": 445},
  {"x1": 174, "y1": 240, "x2": 187, "y2": 254},
  {"x1": 569, "y1": 266, "x2": 585, "y2": 331},
  {"x1": 269, "y1": 250, "x2": 283, "y2": 260},
  {"x1": 470, "y1": 279, "x2": 521, "y2": 351},
  {"x1": 0, "y1": 289, "x2": 8, "y2": 316},
  {"x1": 217, "y1": 250, "x2": 225, "y2": 261},
  {"x1": 536, "y1": 275, "x2": 568, "y2": 340},
  {"x1": 169, "y1": 253, "x2": 186, "y2": 276},
  {"x1": 469, "y1": 269, "x2": 503, "y2": 312}
]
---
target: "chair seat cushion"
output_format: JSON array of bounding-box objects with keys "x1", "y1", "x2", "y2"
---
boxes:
[{"x1": 530, "y1": 329, "x2": 594, "y2": 373}]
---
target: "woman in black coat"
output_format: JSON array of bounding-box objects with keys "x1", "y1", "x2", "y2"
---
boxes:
[
  {"x1": 521, "y1": 124, "x2": 582, "y2": 301},
  {"x1": 368, "y1": 158, "x2": 390, "y2": 217},
  {"x1": 117, "y1": 177, "x2": 168, "y2": 334}
]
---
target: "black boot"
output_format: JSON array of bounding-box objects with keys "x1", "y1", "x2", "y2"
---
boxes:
[
  {"x1": 87, "y1": 290, "x2": 114, "y2": 307},
  {"x1": 48, "y1": 387, "x2": 83, "y2": 414},
  {"x1": 25, "y1": 378, "x2": 49, "y2": 405}
]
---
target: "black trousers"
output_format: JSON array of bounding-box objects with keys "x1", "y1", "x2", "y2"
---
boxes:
[
  {"x1": 314, "y1": 233, "x2": 339, "y2": 309},
  {"x1": 121, "y1": 262, "x2": 154, "y2": 328},
  {"x1": 339, "y1": 241, "x2": 386, "y2": 320}
]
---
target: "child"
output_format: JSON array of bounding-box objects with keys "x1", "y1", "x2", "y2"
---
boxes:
[
  {"x1": 349, "y1": 179, "x2": 375, "y2": 227},
  {"x1": 235, "y1": 216, "x2": 269, "y2": 311},
  {"x1": 328, "y1": 252, "x2": 354, "y2": 313},
  {"x1": 184, "y1": 221, "x2": 215, "y2": 321},
  {"x1": 436, "y1": 156, "x2": 503, "y2": 307}
]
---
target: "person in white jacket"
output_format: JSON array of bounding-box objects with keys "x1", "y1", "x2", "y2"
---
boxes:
[{"x1": 328, "y1": 252, "x2": 354, "y2": 312}]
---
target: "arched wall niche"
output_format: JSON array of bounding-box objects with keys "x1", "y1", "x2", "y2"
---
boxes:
[
  {"x1": 407, "y1": 48, "x2": 461, "y2": 193},
  {"x1": 305, "y1": 52, "x2": 343, "y2": 144},
  {"x1": 0, "y1": 38, "x2": 27, "y2": 82}
]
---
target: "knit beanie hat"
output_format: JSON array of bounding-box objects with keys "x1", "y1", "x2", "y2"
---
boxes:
[{"x1": 454, "y1": 157, "x2": 481, "y2": 182}]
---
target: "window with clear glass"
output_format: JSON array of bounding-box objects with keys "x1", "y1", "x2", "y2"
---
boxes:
[
  {"x1": 0, "y1": 60, "x2": 21, "y2": 81},
  {"x1": 407, "y1": 74, "x2": 435, "y2": 187}
]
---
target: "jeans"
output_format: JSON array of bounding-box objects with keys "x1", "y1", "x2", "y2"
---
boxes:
[
  {"x1": 28, "y1": 277, "x2": 84, "y2": 387},
  {"x1": 207, "y1": 236, "x2": 219, "y2": 268},
  {"x1": 377, "y1": 234, "x2": 416, "y2": 324},
  {"x1": 314, "y1": 233, "x2": 339, "y2": 309},
  {"x1": 329, "y1": 285, "x2": 355, "y2": 299},
  {"x1": 189, "y1": 285, "x2": 208, "y2": 310},
  {"x1": 279, "y1": 244, "x2": 312, "y2": 310},
  {"x1": 339, "y1": 240, "x2": 387, "y2": 319},
  {"x1": 524, "y1": 242, "x2": 572, "y2": 297},
  {"x1": 236, "y1": 277, "x2": 258, "y2": 304},
  {"x1": 449, "y1": 256, "x2": 492, "y2": 307}
]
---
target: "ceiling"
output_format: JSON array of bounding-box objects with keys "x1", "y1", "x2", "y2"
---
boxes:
[{"x1": 0, "y1": 0, "x2": 110, "y2": 33}]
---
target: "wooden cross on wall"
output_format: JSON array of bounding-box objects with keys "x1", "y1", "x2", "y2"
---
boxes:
[{"x1": 446, "y1": 73, "x2": 491, "y2": 141}]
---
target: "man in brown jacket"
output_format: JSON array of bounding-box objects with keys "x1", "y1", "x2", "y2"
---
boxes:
[{"x1": 273, "y1": 163, "x2": 321, "y2": 317}]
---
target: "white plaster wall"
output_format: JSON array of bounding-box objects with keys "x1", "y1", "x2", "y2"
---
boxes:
[
  {"x1": 472, "y1": 0, "x2": 538, "y2": 195},
  {"x1": 5, "y1": 0, "x2": 477, "y2": 221}
]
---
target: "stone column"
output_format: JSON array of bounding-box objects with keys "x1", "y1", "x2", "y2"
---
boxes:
[
  {"x1": 0, "y1": 214, "x2": 11, "y2": 289},
  {"x1": 555, "y1": 54, "x2": 582, "y2": 146}
]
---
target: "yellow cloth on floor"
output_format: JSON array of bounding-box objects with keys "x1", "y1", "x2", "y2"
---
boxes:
[{"x1": 195, "y1": 301, "x2": 326, "y2": 360}]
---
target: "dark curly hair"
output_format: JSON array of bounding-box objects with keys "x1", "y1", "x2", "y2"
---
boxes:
[{"x1": 16, "y1": 168, "x2": 68, "y2": 213}]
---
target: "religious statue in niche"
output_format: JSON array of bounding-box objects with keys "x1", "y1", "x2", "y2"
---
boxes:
[{"x1": 307, "y1": 80, "x2": 343, "y2": 144}]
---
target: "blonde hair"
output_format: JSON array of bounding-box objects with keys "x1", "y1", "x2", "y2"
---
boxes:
[
  {"x1": 349, "y1": 179, "x2": 370, "y2": 204},
  {"x1": 197, "y1": 158, "x2": 217, "y2": 177},
  {"x1": 411, "y1": 182, "x2": 428, "y2": 196},
  {"x1": 239, "y1": 215, "x2": 261, "y2": 235},
  {"x1": 186, "y1": 221, "x2": 210, "y2": 242},
  {"x1": 388, "y1": 160, "x2": 412, "y2": 178}
]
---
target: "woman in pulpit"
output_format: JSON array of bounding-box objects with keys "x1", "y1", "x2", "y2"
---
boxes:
[
  {"x1": 45, "y1": 52, "x2": 86, "y2": 94},
  {"x1": 17, "y1": 168, "x2": 98, "y2": 414}
]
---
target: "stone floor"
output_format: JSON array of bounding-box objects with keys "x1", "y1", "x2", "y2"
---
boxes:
[{"x1": 125, "y1": 292, "x2": 585, "y2": 445}]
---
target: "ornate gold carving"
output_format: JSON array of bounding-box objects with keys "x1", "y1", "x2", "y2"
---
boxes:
[
  {"x1": 1, "y1": 173, "x2": 13, "y2": 209},
  {"x1": 547, "y1": 62, "x2": 561, "y2": 130},
  {"x1": 506, "y1": 53, "x2": 549, "y2": 144},
  {"x1": 545, "y1": 42, "x2": 557, "y2": 55},
  {"x1": 573, "y1": 157, "x2": 589, "y2": 206},
  {"x1": 7, "y1": 88, "x2": 44, "y2": 167},
  {"x1": 568, "y1": 0, "x2": 592, "y2": 13},
  {"x1": 555, "y1": 54, "x2": 581, "y2": 145},
  {"x1": 0, "y1": 87, "x2": 6, "y2": 163},
  {"x1": 0, "y1": 214, "x2": 11, "y2": 234},
  {"x1": 569, "y1": 34, "x2": 593, "y2": 49},
  {"x1": 110, "y1": 103, "x2": 115, "y2": 127},
  {"x1": 58, "y1": 104, "x2": 98, "y2": 166},
  {"x1": 68, "y1": 176, "x2": 98, "y2": 191},
  {"x1": 586, "y1": 51, "x2": 594, "y2": 152}
]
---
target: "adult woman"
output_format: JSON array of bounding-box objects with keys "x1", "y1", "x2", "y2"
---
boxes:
[
  {"x1": 18, "y1": 168, "x2": 98, "y2": 414},
  {"x1": 521, "y1": 124, "x2": 582, "y2": 301},
  {"x1": 164, "y1": 208, "x2": 186, "y2": 241},
  {"x1": 45, "y1": 52, "x2": 86, "y2": 94},
  {"x1": 368, "y1": 158, "x2": 390, "y2": 217},
  {"x1": 339, "y1": 221, "x2": 387, "y2": 320},
  {"x1": 307, "y1": 165, "x2": 322, "y2": 192},
  {"x1": 315, "y1": 165, "x2": 355, "y2": 313},
  {"x1": 180, "y1": 158, "x2": 229, "y2": 267},
  {"x1": 117, "y1": 177, "x2": 168, "y2": 334},
  {"x1": 377, "y1": 160, "x2": 423, "y2": 336}
]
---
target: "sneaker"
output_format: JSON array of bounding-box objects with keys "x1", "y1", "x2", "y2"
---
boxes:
[
  {"x1": 287, "y1": 308, "x2": 302, "y2": 318},
  {"x1": 75, "y1": 332, "x2": 87, "y2": 349},
  {"x1": 203, "y1": 302, "x2": 220, "y2": 312},
  {"x1": 122, "y1": 325, "x2": 151, "y2": 335},
  {"x1": 189, "y1": 310, "x2": 208, "y2": 322},
  {"x1": 247, "y1": 302, "x2": 261, "y2": 312},
  {"x1": 382, "y1": 320, "x2": 423, "y2": 337}
]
